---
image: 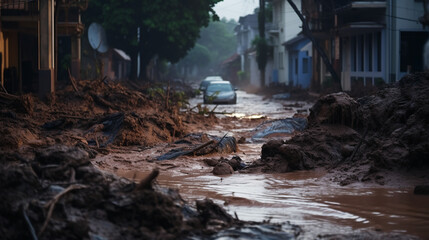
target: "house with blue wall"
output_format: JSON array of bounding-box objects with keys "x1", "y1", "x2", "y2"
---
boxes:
[
  {"x1": 285, "y1": 34, "x2": 312, "y2": 88},
  {"x1": 302, "y1": 0, "x2": 427, "y2": 91}
]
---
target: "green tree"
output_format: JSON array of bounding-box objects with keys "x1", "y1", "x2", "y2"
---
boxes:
[
  {"x1": 83, "y1": 0, "x2": 222, "y2": 80},
  {"x1": 176, "y1": 18, "x2": 237, "y2": 77}
]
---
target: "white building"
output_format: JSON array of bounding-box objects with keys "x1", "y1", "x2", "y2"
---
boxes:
[
  {"x1": 235, "y1": 13, "x2": 273, "y2": 88},
  {"x1": 269, "y1": 0, "x2": 302, "y2": 85}
]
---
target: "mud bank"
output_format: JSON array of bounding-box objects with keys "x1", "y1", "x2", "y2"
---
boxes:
[
  {"x1": 249, "y1": 73, "x2": 429, "y2": 186},
  {"x1": 0, "y1": 145, "x2": 306, "y2": 239}
]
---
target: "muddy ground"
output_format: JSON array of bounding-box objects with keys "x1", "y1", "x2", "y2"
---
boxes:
[
  {"x1": 250, "y1": 73, "x2": 429, "y2": 188},
  {"x1": 0, "y1": 74, "x2": 427, "y2": 239}
]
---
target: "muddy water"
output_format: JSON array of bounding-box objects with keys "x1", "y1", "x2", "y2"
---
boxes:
[
  {"x1": 107, "y1": 91, "x2": 429, "y2": 239},
  {"x1": 188, "y1": 90, "x2": 312, "y2": 119},
  {"x1": 116, "y1": 169, "x2": 429, "y2": 239}
]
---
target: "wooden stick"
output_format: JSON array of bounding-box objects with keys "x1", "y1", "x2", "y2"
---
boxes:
[
  {"x1": 67, "y1": 68, "x2": 79, "y2": 92},
  {"x1": 0, "y1": 92, "x2": 19, "y2": 100},
  {"x1": 1, "y1": 83, "x2": 8, "y2": 94},
  {"x1": 185, "y1": 139, "x2": 215, "y2": 156},
  {"x1": 39, "y1": 184, "x2": 88, "y2": 236},
  {"x1": 136, "y1": 168, "x2": 159, "y2": 190}
]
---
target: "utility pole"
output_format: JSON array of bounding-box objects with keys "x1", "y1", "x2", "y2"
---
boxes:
[
  {"x1": 286, "y1": 0, "x2": 342, "y2": 91},
  {"x1": 257, "y1": 0, "x2": 267, "y2": 88}
]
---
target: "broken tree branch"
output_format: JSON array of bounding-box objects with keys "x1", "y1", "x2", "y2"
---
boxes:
[
  {"x1": 135, "y1": 168, "x2": 160, "y2": 190},
  {"x1": 185, "y1": 139, "x2": 216, "y2": 156},
  {"x1": 67, "y1": 68, "x2": 79, "y2": 92},
  {"x1": 1, "y1": 82, "x2": 8, "y2": 94},
  {"x1": 209, "y1": 132, "x2": 229, "y2": 153},
  {"x1": 39, "y1": 184, "x2": 88, "y2": 236}
]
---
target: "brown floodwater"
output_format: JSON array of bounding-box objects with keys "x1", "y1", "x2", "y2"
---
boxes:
[
  {"x1": 115, "y1": 169, "x2": 429, "y2": 239},
  {"x1": 107, "y1": 91, "x2": 428, "y2": 239}
]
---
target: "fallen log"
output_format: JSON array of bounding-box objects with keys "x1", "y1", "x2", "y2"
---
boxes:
[{"x1": 157, "y1": 139, "x2": 215, "y2": 161}]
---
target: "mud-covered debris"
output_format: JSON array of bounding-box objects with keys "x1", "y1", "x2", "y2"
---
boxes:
[
  {"x1": 196, "y1": 198, "x2": 234, "y2": 227},
  {"x1": 414, "y1": 185, "x2": 429, "y2": 195},
  {"x1": 228, "y1": 156, "x2": 246, "y2": 171},
  {"x1": 84, "y1": 111, "x2": 184, "y2": 148},
  {"x1": 207, "y1": 156, "x2": 246, "y2": 175},
  {"x1": 252, "y1": 118, "x2": 307, "y2": 140},
  {"x1": 213, "y1": 162, "x2": 234, "y2": 175},
  {"x1": 1, "y1": 145, "x2": 299, "y2": 240},
  {"x1": 252, "y1": 73, "x2": 429, "y2": 185},
  {"x1": 204, "y1": 158, "x2": 219, "y2": 166},
  {"x1": 157, "y1": 133, "x2": 237, "y2": 160}
]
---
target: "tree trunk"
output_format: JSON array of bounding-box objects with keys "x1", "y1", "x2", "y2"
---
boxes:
[{"x1": 286, "y1": 0, "x2": 342, "y2": 92}]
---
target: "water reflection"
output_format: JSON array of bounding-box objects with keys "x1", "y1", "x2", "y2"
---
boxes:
[{"x1": 116, "y1": 169, "x2": 429, "y2": 239}]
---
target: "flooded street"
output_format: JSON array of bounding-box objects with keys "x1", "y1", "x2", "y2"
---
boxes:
[{"x1": 98, "y1": 90, "x2": 429, "y2": 239}]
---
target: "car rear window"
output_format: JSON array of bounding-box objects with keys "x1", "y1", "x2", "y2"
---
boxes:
[{"x1": 207, "y1": 84, "x2": 233, "y2": 92}]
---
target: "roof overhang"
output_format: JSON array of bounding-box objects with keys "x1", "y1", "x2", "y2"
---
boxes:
[
  {"x1": 336, "y1": 1, "x2": 386, "y2": 12},
  {"x1": 338, "y1": 22, "x2": 384, "y2": 36}
]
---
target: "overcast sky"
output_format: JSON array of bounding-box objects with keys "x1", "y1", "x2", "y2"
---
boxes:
[{"x1": 213, "y1": 0, "x2": 260, "y2": 21}]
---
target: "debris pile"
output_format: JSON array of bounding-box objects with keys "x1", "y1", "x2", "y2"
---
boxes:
[
  {"x1": 0, "y1": 79, "x2": 187, "y2": 153},
  {"x1": 252, "y1": 73, "x2": 429, "y2": 185},
  {"x1": 0, "y1": 145, "x2": 304, "y2": 239},
  {"x1": 157, "y1": 133, "x2": 237, "y2": 160}
]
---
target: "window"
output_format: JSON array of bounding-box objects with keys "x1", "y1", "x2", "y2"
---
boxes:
[
  {"x1": 400, "y1": 31, "x2": 428, "y2": 72},
  {"x1": 303, "y1": 58, "x2": 309, "y2": 74}
]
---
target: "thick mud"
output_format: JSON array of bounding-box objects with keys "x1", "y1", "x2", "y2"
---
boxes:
[{"x1": 252, "y1": 73, "x2": 429, "y2": 187}]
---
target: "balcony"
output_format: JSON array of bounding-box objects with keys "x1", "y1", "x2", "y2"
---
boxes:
[
  {"x1": 0, "y1": 0, "x2": 38, "y2": 17},
  {"x1": 335, "y1": 1, "x2": 386, "y2": 12}
]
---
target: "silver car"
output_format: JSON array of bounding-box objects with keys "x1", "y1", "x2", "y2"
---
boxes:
[
  {"x1": 199, "y1": 76, "x2": 223, "y2": 91},
  {"x1": 203, "y1": 81, "x2": 237, "y2": 104}
]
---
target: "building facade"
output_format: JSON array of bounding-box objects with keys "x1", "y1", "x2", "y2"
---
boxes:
[
  {"x1": 0, "y1": 0, "x2": 86, "y2": 96},
  {"x1": 235, "y1": 13, "x2": 273, "y2": 88},
  {"x1": 269, "y1": 0, "x2": 305, "y2": 86},
  {"x1": 302, "y1": 0, "x2": 427, "y2": 91}
]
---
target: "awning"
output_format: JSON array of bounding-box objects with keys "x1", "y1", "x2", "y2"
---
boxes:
[{"x1": 338, "y1": 22, "x2": 384, "y2": 36}]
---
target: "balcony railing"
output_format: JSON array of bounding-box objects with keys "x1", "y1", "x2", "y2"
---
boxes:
[
  {"x1": 0, "y1": 0, "x2": 38, "y2": 16},
  {"x1": 335, "y1": 0, "x2": 386, "y2": 11}
]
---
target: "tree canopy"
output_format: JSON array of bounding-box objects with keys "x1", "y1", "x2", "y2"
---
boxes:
[
  {"x1": 176, "y1": 18, "x2": 237, "y2": 77},
  {"x1": 83, "y1": 0, "x2": 223, "y2": 80}
]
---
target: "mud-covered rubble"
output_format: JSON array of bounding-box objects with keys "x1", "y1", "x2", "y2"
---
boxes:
[
  {"x1": 203, "y1": 156, "x2": 247, "y2": 175},
  {"x1": 0, "y1": 79, "x2": 189, "y2": 153},
  {"x1": 0, "y1": 145, "x2": 301, "y2": 240},
  {"x1": 249, "y1": 73, "x2": 429, "y2": 185},
  {"x1": 157, "y1": 133, "x2": 237, "y2": 160}
]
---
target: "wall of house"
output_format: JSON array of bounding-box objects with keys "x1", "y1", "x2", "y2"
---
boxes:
[
  {"x1": 248, "y1": 51, "x2": 273, "y2": 87},
  {"x1": 272, "y1": 0, "x2": 302, "y2": 85},
  {"x1": 288, "y1": 41, "x2": 312, "y2": 88}
]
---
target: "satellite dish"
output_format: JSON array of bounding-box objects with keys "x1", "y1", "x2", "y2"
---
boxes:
[{"x1": 88, "y1": 22, "x2": 109, "y2": 53}]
